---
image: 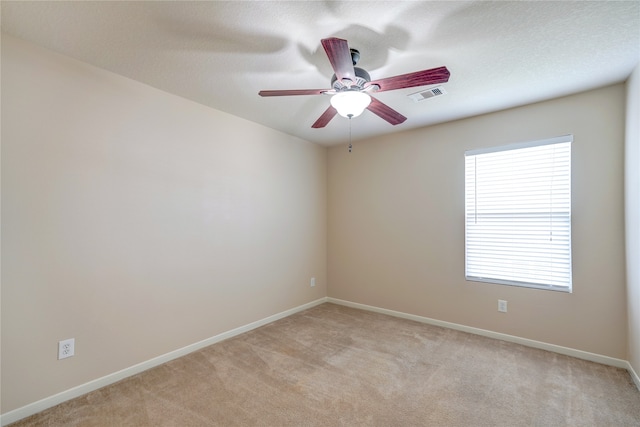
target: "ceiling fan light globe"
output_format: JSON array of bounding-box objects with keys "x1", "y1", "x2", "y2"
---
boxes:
[{"x1": 330, "y1": 91, "x2": 371, "y2": 118}]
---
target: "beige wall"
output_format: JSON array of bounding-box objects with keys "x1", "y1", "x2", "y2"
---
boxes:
[
  {"x1": 1, "y1": 36, "x2": 327, "y2": 412},
  {"x1": 328, "y1": 84, "x2": 627, "y2": 359},
  {"x1": 626, "y1": 64, "x2": 640, "y2": 379}
]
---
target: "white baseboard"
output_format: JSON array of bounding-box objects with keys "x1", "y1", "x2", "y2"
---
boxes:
[
  {"x1": 627, "y1": 361, "x2": 640, "y2": 391},
  {"x1": 0, "y1": 297, "x2": 328, "y2": 427},
  {"x1": 327, "y1": 298, "x2": 632, "y2": 371}
]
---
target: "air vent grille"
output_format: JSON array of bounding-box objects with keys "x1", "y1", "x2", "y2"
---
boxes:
[{"x1": 408, "y1": 86, "x2": 447, "y2": 102}]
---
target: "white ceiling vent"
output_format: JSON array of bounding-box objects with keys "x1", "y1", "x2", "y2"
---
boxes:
[{"x1": 408, "y1": 86, "x2": 447, "y2": 102}]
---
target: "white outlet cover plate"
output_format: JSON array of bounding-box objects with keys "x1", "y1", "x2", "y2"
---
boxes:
[
  {"x1": 498, "y1": 300, "x2": 508, "y2": 313},
  {"x1": 58, "y1": 338, "x2": 75, "y2": 359}
]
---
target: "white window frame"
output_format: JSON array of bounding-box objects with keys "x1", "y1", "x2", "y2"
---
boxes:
[{"x1": 465, "y1": 135, "x2": 572, "y2": 292}]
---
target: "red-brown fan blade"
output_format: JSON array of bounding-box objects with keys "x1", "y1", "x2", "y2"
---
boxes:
[
  {"x1": 367, "y1": 66, "x2": 450, "y2": 93},
  {"x1": 321, "y1": 38, "x2": 355, "y2": 82},
  {"x1": 367, "y1": 96, "x2": 407, "y2": 125},
  {"x1": 259, "y1": 89, "x2": 329, "y2": 97},
  {"x1": 311, "y1": 105, "x2": 338, "y2": 128}
]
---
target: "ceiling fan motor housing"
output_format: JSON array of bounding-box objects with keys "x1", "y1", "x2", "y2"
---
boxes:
[{"x1": 331, "y1": 67, "x2": 371, "y2": 91}]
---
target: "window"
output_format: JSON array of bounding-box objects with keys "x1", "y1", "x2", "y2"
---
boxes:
[{"x1": 465, "y1": 135, "x2": 572, "y2": 292}]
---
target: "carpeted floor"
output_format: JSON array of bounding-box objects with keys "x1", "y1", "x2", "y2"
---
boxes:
[{"x1": 9, "y1": 303, "x2": 640, "y2": 426}]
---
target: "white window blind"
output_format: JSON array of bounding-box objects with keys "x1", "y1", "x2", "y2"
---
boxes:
[{"x1": 465, "y1": 135, "x2": 572, "y2": 292}]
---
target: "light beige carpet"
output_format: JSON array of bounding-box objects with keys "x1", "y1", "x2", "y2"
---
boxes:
[{"x1": 9, "y1": 303, "x2": 640, "y2": 426}]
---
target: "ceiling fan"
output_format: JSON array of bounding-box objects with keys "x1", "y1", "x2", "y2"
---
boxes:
[{"x1": 259, "y1": 37, "x2": 450, "y2": 128}]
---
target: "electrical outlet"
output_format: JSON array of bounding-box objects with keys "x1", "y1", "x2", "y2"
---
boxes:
[
  {"x1": 498, "y1": 300, "x2": 508, "y2": 313},
  {"x1": 310, "y1": 277, "x2": 316, "y2": 287},
  {"x1": 58, "y1": 338, "x2": 75, "y2": 359}
]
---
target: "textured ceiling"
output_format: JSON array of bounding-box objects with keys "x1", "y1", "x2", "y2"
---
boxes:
[{"x1": 2, "y1": 1, "x2": 639, "y2": 146}]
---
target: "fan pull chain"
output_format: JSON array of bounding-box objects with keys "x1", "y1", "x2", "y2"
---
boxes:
[{"x1": 348, "y1": 115, "x2": 353, "y2": 153}]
